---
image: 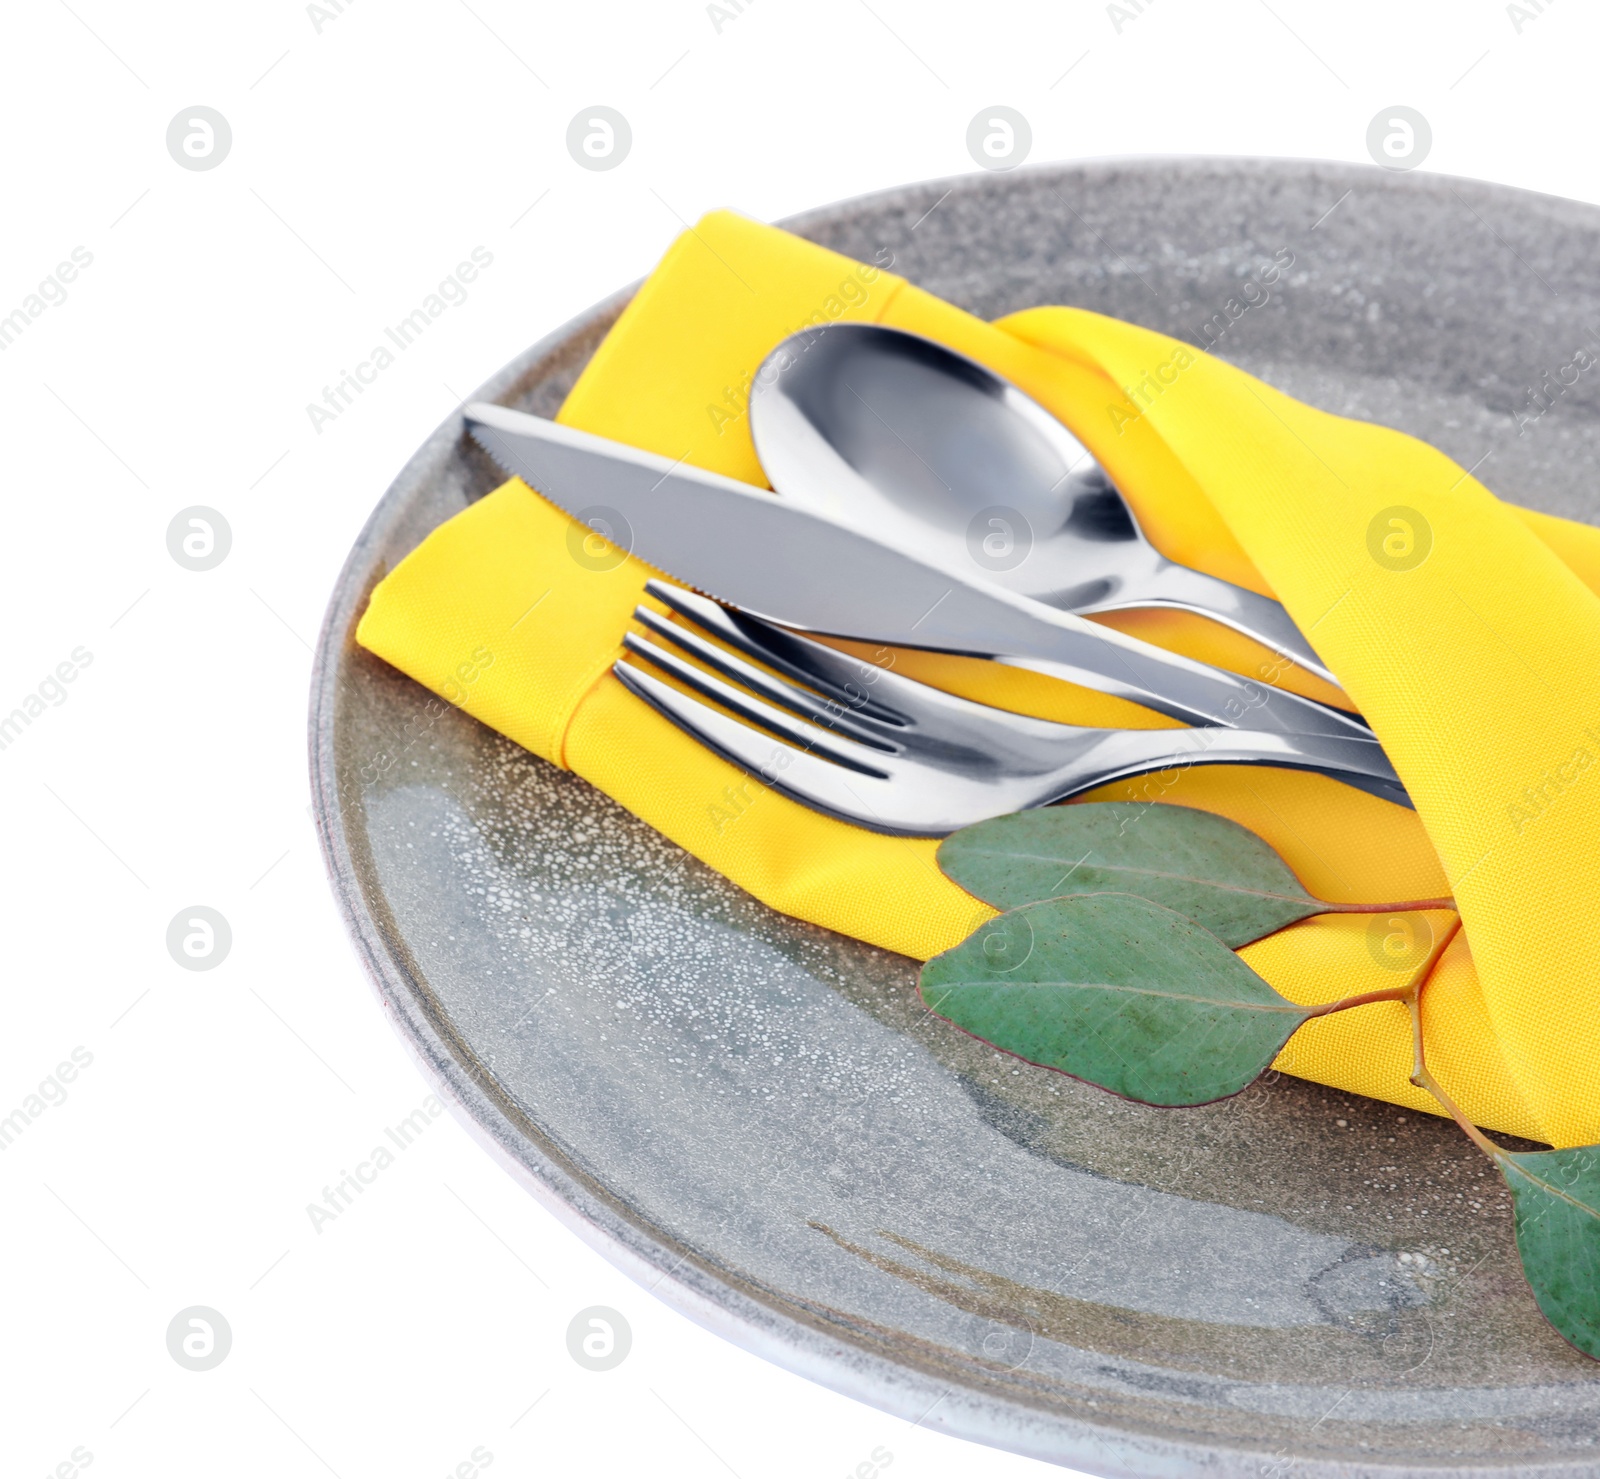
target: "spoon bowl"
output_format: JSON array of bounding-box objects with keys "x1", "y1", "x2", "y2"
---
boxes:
[{"x1": 749, "y1": 323, "x2": 1336, "y2": 685}]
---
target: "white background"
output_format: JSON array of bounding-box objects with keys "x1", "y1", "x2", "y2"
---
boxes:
[{"x1": 1, "y1": 2, "x2": 1594, "y2": 1475}]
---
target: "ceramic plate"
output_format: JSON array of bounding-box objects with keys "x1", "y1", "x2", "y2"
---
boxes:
[{"x1": 311, "y1": 160, "x2": 1600, "y2": 1476}]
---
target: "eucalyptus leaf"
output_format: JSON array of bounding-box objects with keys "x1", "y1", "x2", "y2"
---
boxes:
[
  {"x1": 1499, "y1": 1146, "x2": 1600, "y2": 1360},
  {"x1": 938, "y1": 804, "x2": 1328, "y2": 948},
  {"x1": 919, "y1": 893, "x2": 1313, "y2": 1106}
]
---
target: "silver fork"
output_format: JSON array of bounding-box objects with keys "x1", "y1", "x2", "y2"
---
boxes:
[{"x1": 612, "y1": 581, "x2": 1409, "y2": 837}]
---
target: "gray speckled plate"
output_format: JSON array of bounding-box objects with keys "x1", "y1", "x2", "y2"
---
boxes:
[{"x1": 311, "y1": 161, "x2": 1600, "y2": 1477}]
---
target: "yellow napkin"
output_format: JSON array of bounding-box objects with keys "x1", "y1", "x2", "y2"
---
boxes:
[{"x1": 358, "y1": 211, "x2": 1600, "y2": 1149}]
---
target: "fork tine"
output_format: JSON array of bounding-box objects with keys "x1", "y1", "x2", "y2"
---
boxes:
[
  {"x1": 619, "y1": 633, "x2": 893, "y2": 777},
  {"x1": 631, "y1": 604, "x2": 899, "y2": 748},
  {"x1": 614, "y1": 658, "x2": 917, "y2": 832},
  {"x1": 643, "y1": 579, "x2": 909, "y2": 726}
]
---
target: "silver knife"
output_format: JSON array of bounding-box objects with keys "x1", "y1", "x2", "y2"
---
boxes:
[{"x1": 464, "y1": 402, "x2": 1380, "y2": 748}]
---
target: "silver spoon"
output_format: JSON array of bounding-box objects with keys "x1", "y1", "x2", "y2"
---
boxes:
[{"x1": 748, "y1": 324, "x2": 1336, "y2": 687}]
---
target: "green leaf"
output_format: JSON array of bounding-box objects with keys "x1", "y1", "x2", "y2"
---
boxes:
[
  {"x1": 919, "y1": 893, "x2": 1313, "y2": 1106},
  {"x1": 1500, "y1": 1146, "x2": 1600, "y2": 1360},
  {"x1": 938, "y1": 804, "x2": 1327, "y2": 948}
]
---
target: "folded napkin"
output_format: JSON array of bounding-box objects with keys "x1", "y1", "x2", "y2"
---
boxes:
[{"x1": 358, "y1": 210, "x2": 1600, "y2": 1149}]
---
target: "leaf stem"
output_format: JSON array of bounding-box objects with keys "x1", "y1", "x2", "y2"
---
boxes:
[
  {"x1": 1401, "y1": 916, "x2": 1506, "y2": 1162},
  {"x1": 1318, "y1": 896, "x2": 1457, "y2": 915},
  {"x1": 1299, "y1": 983, "x2": 1416, "y2": 1019},
  {"x1": 1297, "y1": 910, "x2": 1464, "y2": 1021}
]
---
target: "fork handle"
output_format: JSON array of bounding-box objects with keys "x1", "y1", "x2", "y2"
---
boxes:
[{"x1": 1056, "y1": 725, "x2": 1410, "y2": 809}]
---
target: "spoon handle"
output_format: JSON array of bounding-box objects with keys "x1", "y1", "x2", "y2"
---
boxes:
[{"x1": 1094, "y1": 561, "x2": 1339, "y2": 689}]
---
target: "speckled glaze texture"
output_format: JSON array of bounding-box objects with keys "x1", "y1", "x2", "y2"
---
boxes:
[{"x1": 311, "y1": 161, "x2": 1600, "y2": 1476}]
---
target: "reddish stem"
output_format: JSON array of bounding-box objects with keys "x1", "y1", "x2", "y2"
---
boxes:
[
  {"x1": 1300, "y1": 984, "x2": 1416, "y2": 1020},
  {"x1": 1400, "y1": 917, "x2": 1505, "y2": 1162}
]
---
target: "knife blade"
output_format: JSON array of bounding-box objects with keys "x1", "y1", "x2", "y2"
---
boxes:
[{"x1": 464, "y1": 402, "x2": 1380, "y2": 748}]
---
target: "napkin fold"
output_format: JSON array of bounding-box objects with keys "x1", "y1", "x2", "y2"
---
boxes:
[{"x1": 358, "y1": 210, "x2": 1600, "y2": 1149}]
